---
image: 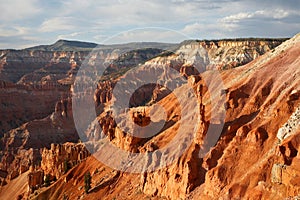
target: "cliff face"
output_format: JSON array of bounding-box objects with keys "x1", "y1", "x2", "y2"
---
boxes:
[
  {"x1": 0, "y1": 80, "x2": 70, "y2": 134},
  {"x1": 0, "y1": 49, "x2": 78, "y2": 134},
  {"x1": 0, "y1": 39, "x2": 284, "y2": 85},
  {"x1": 0, "y1": 46, "x2": 167, "y2": 84},
  {"x1": 0, "y1": 43, "x2": 167, "y2": 188},
  {"x1": 0, "y1": 38, "x2": 285, "y2": 134},
  {"x1": 0, "y1": 98, "x2": 79, "y2": 184},
  {"x1": 86, "y1": 36, "x2": 298, "y2": 200},
  {"x1": 146, "y1": 39, "x2": 285, "y2": 71},
  {"x1": 41, "y1": 143, "x2": 90, "y2": 179},
  {"x1": 0, "y1": 37, "x2": 296, "y2": 200},
  {"x1": 187, "y1": 34, "x2": 300, "y2": 199},
  {"x1": 0, "y1": 47, "x2": 166, "y2": 134},
  {"x1": 0, "y1": 50, "x2": 87, "y2": 83}
]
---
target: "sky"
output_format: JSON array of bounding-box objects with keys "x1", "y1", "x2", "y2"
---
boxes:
[{"x1": 0, "y1": 0, "x2": 299, "y2": 49}]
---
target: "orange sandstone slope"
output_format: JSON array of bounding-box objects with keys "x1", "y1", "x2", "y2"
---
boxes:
[
  {"x1": 189, "y1": 34, "x2": 300, "y2": 199},
  {"x1": 23, "y1": 34, "x2": 300, "y2": 200},
  {"x1": 138, "y1": 34, "x2": 300, "y2": 199}
]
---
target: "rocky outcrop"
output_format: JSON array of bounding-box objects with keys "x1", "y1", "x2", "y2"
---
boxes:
[
  {"x1": 0, "y1": 36, "x2": 297, "y2": 200},
  {"x1": 0, "y1": 80, "x2": 70, "y2": 134},
  {"x1": 28, "y1": 170, "x2": 44, "y2": 193},
  {"x1": 95, "y1": 110, "x2": 147, "y2": 152},
  {"x1": 72, "y1": 37, "x2": 294, "y2": 200},
  {"x1": 277, "y1": 106, "x2": 300, "y2": 141},
  {"x1": 0, "y1": 42, "x2": 172, "y2": 191},
  {"x1": 1, "y1": 97, "x2": 77, "y2": 150},
  {"x1": 146, "y1": 38, "x2": 286, "y2": 72},
  {"x1": 0, "y1": 44, "x2": 166, "y2": 85},
  {"x1": 0, "y1": 50, "x2": 88, "y2": 83},
  {"x1": 0, "y1": 38, "x2": 284, "y2": 135},
  {"x1": 141, "y1": 143, "x2": 205, "y2": 199},
  {"x1": 41, "y1": 143, "x2": 90, "y2": 179},
  {"x1": 83, "y1": 35, "x2": 298, "y2": 200},
  {"x1": 271, "y1": 130, "x2": 300, "y2": 198},
  {"x1": 187, "y1": 34, "x2": 300, "y2": 200},
  {"x1": 94, "y1": 81, "x2": 171, "y2": 111},
  {"x1": 0, "y1": 97, "x2": 79, "y2": 185},
  {"x1": 94, "y1": 81, "x2": 114, "y2": 107},
  {"x1": 131, "y1": 109, "x2": 151, "y2": 127}
]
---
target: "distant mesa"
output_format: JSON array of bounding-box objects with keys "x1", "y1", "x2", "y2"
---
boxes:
[
  {"x1": 25, "y1": 39, "x2": 98, "y2": 51},
  {"x1": 24, "y1": 39, "x2": 177, "y2": 52}
]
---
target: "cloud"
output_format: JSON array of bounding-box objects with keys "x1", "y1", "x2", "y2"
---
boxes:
[
  {"x1": 0, "y1": 26, "x2": 30, "y2": 37},
  {"x1": 59, "y1": 0, "x2": 221, "y2": 27},
  {"x1": 182, "y1": 23, "x2": 203, "y2": 33},
  {"x1": 181, "y1": 22, "x2": 238, "y2": 39},
  {"x1": 58, "y1": 32, "x2": 81, "y2": 40},
  {"x1": 39, "y1": 17, "x2": 76, "y2": 32},
  {"x1": 0, "y1": 0, "x2": 300, "y2": 49},
  {"x1": 0, "y1": 0, "x2": 41, "y2": 22},
  {"x1": 221, "y1": 12, "x2": 254, "y2": 23},
  {"x1": 219, "y1": 8, "x2": 300, "y2": 36},
  {"x1": 181, "y1": 7, "x2": 300, "y2": 39},
  {"x1": 0, "y1": 35, "x2": 45, "y2": 49},
  {"x1": 101, "y1": 28, "x2": 188, "y2": 44},
  {"x1": 221, "y1": 9, "x2": 298, "y2": 23}
]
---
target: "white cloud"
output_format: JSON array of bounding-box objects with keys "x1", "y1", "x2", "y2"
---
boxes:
[
  {"x1": 101, "y1": 28, "x2": 188, "y2": 44},
  {"x1": 181, "y1": 22, "x2": 238, "y2": 38},
  {"x1": 218, "y1": 8, "x2": 300, "y2": 35},
  {"x1": 221, "y1": 9, "x2": 298, "y2": 23},
  {"x1": 221, "y1": 12, "x2": 254, "y2": 23},
  {"x1": 39, "y1": 17, "x2": 76, "y2": 32},
  {"x1": 182, "y1": 23, "x2": 204, "y2": 35},
  {"x1": 58, "y1": 32, "x2": 80, "y2": 39},
  {"x1": 93, "y1": 34, "x2": 107, "y2": 42},
  {"x1": 1, "y1": 0, "x2": 300, "y2": 49},
  {"x1": 59, "y1": 0, "x2": 214, "y2": 27},
  {"x1": 0, "y1": 26, "x2": 30, "y2": 37},
  {"x1": 0, "y1": 0, "x2": 41, "y2": 21},
  {"x1": 255, "y1": 9, "x2": 290, "y2": 19}
]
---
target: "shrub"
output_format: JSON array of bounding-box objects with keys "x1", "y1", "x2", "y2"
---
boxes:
[
  {"x1": 63, "y1": 159, "x2": 70, "y2": 174},
  {"x1": 44, "y1": 174, "x2": 51, "y2": 187},
  {"x1": 84, "y1": 172, "x2": 91, "y2": 194}
]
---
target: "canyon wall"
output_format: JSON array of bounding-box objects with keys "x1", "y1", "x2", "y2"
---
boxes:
[
  {"x1": 0, "y1": 38, "x2": 295, "y2": 200},
  {"x1": 41, "y1": 142, "x2": 90, "y2": 179},
  {"x1": 0, "y1": 80, "x2": 70, "y2": 134}
]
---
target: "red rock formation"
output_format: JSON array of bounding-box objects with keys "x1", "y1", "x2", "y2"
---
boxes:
[
  {"x1": 0, "y1": 50, "x2": 88, "y2": 83},
  {"x1": 146, "y1": 38, "x2": 286, "y2": 72},
  {"x1": 132, "y1": 109, "x2": 151, "y2": 127},
  {"x1": 0, "y1": 37, "x2": 297, "y2": 200},
  {"x1": 0, "y1": 97, "x2": 79, "y2": 185},
  {"x1": 41, "y1": 143, "x2": 90, "y2": 179},
  {"x1": 188, "y1": 34, "x2": 300, "y2": 200},
  {"x1": 28, "y1": 170, "x2": 44, "y2": 193},
  {"x1": 87, "y1": 35, "x2": 298, "y2": 199},
  {"x1": 0, "y1": 80, "x2": 70, "y2": 134},
  {"x1": 94, "y1": 81, "x2": 114, "y2": 107}
]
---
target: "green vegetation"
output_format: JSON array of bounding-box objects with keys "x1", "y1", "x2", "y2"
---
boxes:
[
  {"x1": 44, "y1": 174, "x2": 51, "y2": 187},
  {"x1": 151, "y1": 50, "x2": 175, "y2": 58},
  {"x1": 84, "y1": 172, "x2": 92, "y2": 194},
  {"x1": 100, "y1": 66, "x2": 133, "y2": 81},
  {"x1": 63, "y1": 159, "x2": 70, "y2": 174},
  {"x1": 63, "y1": 193, "x2": 68, "y2": 200},
  {"x1": 100, "y1": 48, "x2": 165, "y2": 81}
]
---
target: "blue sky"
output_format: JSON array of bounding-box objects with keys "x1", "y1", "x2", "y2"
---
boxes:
[{"x1": 0, "y1": 0, "x2": 299, "y2": 49}]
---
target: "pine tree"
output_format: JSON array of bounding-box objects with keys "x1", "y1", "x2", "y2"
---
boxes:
[
  {"x1": 84, "y1": 172, "x2": 91, "y2": 194},
  {"x1": 44, "y1": 174, "x2": 51, "y2": 187}
]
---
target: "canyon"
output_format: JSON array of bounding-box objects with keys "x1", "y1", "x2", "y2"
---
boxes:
[{"x1": 0, "y1": 35, "x2": 299, "y2": 200}]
